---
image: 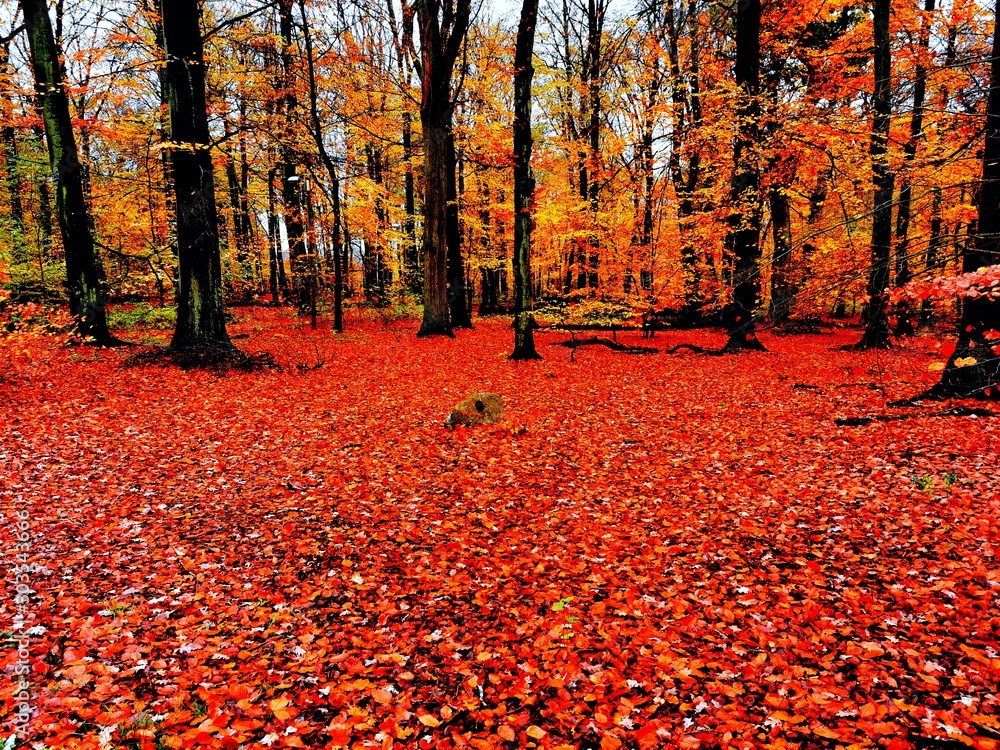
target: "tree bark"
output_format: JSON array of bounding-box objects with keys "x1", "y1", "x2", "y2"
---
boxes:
[
  {"x1": 857, "y1": 0, "x2": 894, "y2": 348},
  {"x1": 21, "y1": 0, "x2": 116, "y2": 344},
  {"x1": 160, "y1": 0, "x2": 230, "y2": 351},
  {"x1": 511, "y1": 0, "x2": 541, "y2": 360},
  {"x1": 723, "y1": 0, "x2": 766, "y2": 352}
]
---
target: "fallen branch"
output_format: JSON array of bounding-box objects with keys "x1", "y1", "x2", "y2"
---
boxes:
[
  {"x1": 835, "y1": 406, "x2": 996, "y2": 427},
  {"x1": 666, "y1": 344, "x2": 707, "y2": 354},
  {"x1": 555, "y1": 336, "x2": 658, "y2": 354}
]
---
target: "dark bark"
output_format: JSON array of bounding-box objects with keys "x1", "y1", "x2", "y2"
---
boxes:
[
  {"x1": 267, "y1": 166, "x2": 281, "y2": 304},
  {"x1": 413, "y1": 0, "x2": 470, "y2": 336},
  {"x1": 769, "y1": 187, "x2": 793, "y2": 323},
  {"x1": 160, "y1": 0, "x2": 230, "y2": 350},
  {"x1": 857, "y1": 0, "x2": 894, "y2": 348},
  {"x1": 402, "y1": 111, "x2": 421, "y2": 293},
  {"x1": 723, "y1": 0, "x2": 766, "y2": 352},
  {"x1": 511, "y1": 0, "x2": 541, "y2": 360},
  {"x1": 21, "y1": 0, "x2": 116, "y2": 344},
  {"x1": 929, "y1": 4, "x2": 1000, "y2": 399}
]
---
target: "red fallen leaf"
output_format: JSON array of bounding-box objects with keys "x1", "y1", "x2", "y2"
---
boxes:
[
  {"x1": 372, "y1": 689, "x2": 393, "y2": 704},
  {"x1": 497, "y1": 725, "x2": 516, "y2": 741}
]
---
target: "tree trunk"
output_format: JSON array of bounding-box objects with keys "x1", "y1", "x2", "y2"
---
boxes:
[
  {"x1": 160, "y1": 0, "x2": 230, "y2": 351},
  {"x1": 414, "y1": 0, "x2": 471, "y2": 336},
  {"x1": 723, "y1": 0, "x2": 766, "y2": 352},
  {"x1": 447, "y1": 139, "x2": 471, "y2": 327},
  {"x1": 511, "y1": 0, "x2": 541, "y2": 360},
  {"x1": 893, "y1": 0, "x2": 935, "y2": 336},
  {"x1": 299, "y1": 0, "x2": 343, "y2": 331},
  {"x1": 769, "y1": 187, "x2": 794, "y2": 324},
  {"x1": 278, "y1": 0, "x2": 306, "y2": 294},
  {"x1": 21, "y1": 0, "x2": 116, "y2": 344},
  {"x1": 930, "y1": 4, "x2": 1000, "y2": 399},
  {"x1": 857, "y1": 0, "x2": 894, "y2": 348},
  {"x1": 0, "y1": 42, "x2": 26, "y2": 262}
]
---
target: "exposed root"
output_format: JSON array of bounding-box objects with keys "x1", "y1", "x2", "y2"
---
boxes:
[
  {"x1": 666, "y1": 344, "x2": 707, "y2": 354},
  {"x1": 834, "y1": 406, "x2": 996, "y2": 427}
]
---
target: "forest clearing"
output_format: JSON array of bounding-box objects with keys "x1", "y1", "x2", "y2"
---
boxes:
[{"x1": 1, "y1": 312, "x2": 999, "y2": 749}]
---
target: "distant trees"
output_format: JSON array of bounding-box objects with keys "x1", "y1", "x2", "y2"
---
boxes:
[{"x1": 2, "y1": 0, "x2": 998, "y2": 367}]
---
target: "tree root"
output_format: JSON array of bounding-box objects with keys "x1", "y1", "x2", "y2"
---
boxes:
[{"x1": 835, "y1": 406, "x2": 996, "y2": 427}]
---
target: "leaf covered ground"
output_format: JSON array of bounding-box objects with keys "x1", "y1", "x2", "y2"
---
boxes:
[{"x1": 2, "y1": 309, "x2": 999, "y2": 750}]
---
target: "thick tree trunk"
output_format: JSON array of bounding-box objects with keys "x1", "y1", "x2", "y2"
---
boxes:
[
  {"x1": 930, "y1": 5, "x2": 1000, "y2": 399},
  {"x1": 511, "y1": 0, "x2": 541, "y2": 360},
  {"x1": 857, "y1": 0, "x2": 894, "y2": 349},
  {"x1": 448, "y1": 140, "x2": 471, "y2": 327},
  {"x1": 414, "y1": 0, "x2": 470, "y2": 336},
  {"x1": 21, "y1": 0, "x2": 116, "y2": 344},
  {"x1": 723, "y1": 0, "x2": 766, "y2": 352},
  {"x1": 160, "y1": 0, "x2": 230, "y2": 350}
]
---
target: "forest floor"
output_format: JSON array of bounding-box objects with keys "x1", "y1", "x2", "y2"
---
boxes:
[{"x1": 2, "y1": 308, "x2": 999, "y2": 750}]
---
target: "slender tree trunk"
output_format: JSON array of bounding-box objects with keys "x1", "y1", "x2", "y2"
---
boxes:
[
  {"x1": 929, "y1": 3, "x2": 1000, "y2": 399},
  {"x1": 857, "y1": 0, "x2": 894, "y2": 348},
  {"x1": 448, "y1": 137, "x2": 471, "y2": 327},
  {"x1": 278, "y1": 0, "x2": 306, "y2": 284},
  {"x1": 511, "y1": 0, "x2": 541, "y2": 360},
  {"x1": 298, "y1": 0, "x2": 343, "y2": 331},
  {"x1": 723, "y1": 0, "x2": 766, "y2": 352},
  {"x1": 769, "y1": 187, "x2": 793, "y2": 323},
  {"x1": 160, "y1": 0, "x2": 230, "y2": 350},
  {"x1": 0, "y1": 43, "x2": 26, "y2": 262},
  {"x1": 402, "y1": 110, "x2": 420, "y2": 293},
  {"x1": 21, "y1": 0, "x2": 116, "y2": 344},
  {"x1": 267, "y1": 166, "x2": 280, "y2": 305}
]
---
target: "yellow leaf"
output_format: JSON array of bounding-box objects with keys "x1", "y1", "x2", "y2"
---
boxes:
[
  {"x1": 526, "y1": 725, "x2": 546, "y2": 739},
  {"x1": 928, "y1": 362, "x2": 947, "y2": 372},
  {"x1": 418, "y1": 714, "x2": 441, "y2": 727}
]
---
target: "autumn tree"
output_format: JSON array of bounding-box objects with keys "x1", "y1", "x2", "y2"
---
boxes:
[
  {"x1": 927, "y1": 2, "x2": 1000, "y2": 399},
  {"x1": 411, "y1": 0, "x2": 471, "y2": 336},
  {"x1": 511, "y1": 0, "x2": 541, "y2": 360},
  {"x1": 161, "y1": 0, "x2": 230, "y2": 351},
  {"x1": 723, "y1": 0, "x2": 765, "y2": 352},
  {"x1": 21, "y1": 0, "x2": 116, "y2": 344}
]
